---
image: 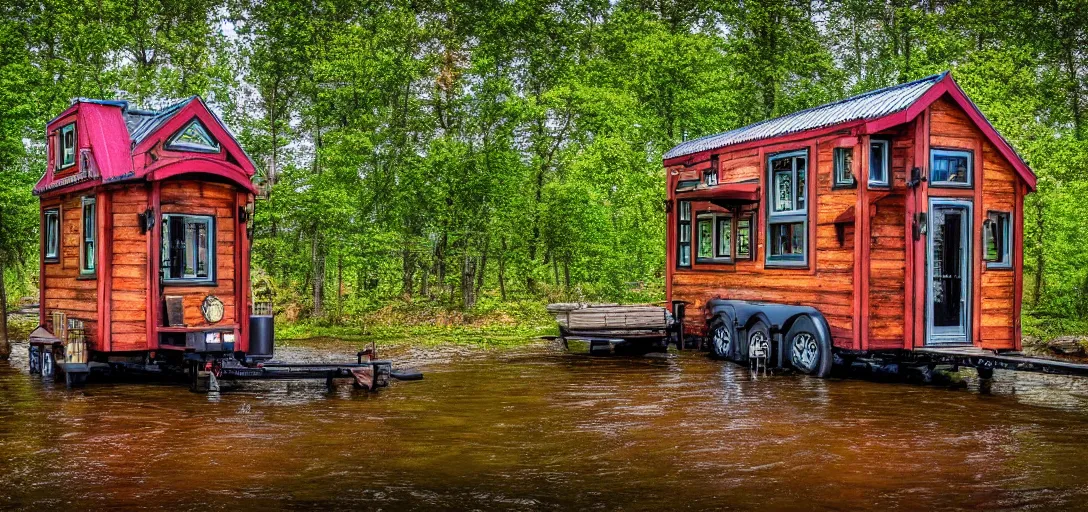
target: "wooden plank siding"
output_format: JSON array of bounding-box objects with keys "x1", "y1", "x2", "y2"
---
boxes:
[
  {"x1": 867, "y1": 125, "x2": 914, "y2": 350},
  {"x1": 669, "y1": 134, "x2": 858, "y2": 350},
  {"x1": 41, "y1": 193, "x2": 99, "y2": 349},
  {"x1": 159, "y1": 180, "x2": 238, "y2": 330},
  {"x1": 928, "y1": 96, "x2": 1019, "y2": 351},
  {"x1": 109, "y1": 185, "x2": 149, "y2": 351}
]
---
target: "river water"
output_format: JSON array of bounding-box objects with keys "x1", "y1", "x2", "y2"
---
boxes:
[{"x1": 3, "y1": 340, "x2": 1088, "y2": 511}]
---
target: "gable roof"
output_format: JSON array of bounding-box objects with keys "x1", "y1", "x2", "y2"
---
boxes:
[
  {"x1": 664, "y1": 72, "x2": 1036, "y2": 190},
  {"x1": 35, "y1": 97, "x2": 257, "y2": 195}
]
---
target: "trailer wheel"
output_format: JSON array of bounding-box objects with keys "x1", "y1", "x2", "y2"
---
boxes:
[
  {"x1": 746, "y1": 321, "x2": 771, "y2": 362},
  {"x1": 709, "y1": 315, "x2": 734, "y2": 361},
  {"x1": 786, "y1": 316, "x2": 832, "y2": 378}
]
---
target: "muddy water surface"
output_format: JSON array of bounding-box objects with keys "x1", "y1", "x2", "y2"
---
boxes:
[{"x1": 3, "y1": 340, "x2": 1088, "y2": 511}]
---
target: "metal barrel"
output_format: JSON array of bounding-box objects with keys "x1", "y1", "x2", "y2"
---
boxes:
[{"x1": 248, "y1": 315, "x2": 275, "y2": 360}]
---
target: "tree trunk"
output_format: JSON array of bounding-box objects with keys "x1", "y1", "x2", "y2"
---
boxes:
[
  {"x1": 563, "y1": 257, "x2": 571, "y2": 290},
  {"x1": 475, "y1": 239, "x2": 488, "y2": 299},
  {"x1": 0, "y1": 254, "x2": 9, "y2": 361},
  {"x1": 1033, "y1": 199, "x2": 1045, "y2": 308},
  {"x1": 419, "y1": 261, "x2": 430, "y2": 298},
  {"x1": 402, "y1": 243, "x2": 416, "y2": 299},
  {"x1": 461, "y1": 254, "x2": 477, "y2": 309},
  {"x1": 498, "y1": 237, "x2": 508, "y2": 301},
  {"x1": 336, "y1": 253, "x2": 343, "y2": 320},
  {"x1": 311, "y1": 232, "x2": 325, "y2": 318}
]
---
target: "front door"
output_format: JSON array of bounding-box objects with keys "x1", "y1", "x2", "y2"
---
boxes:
[{"x1": 926, "y1": 199, "x2": 972, "y2": 345}]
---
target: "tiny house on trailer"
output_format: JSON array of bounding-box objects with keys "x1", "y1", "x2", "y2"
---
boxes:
[
  {"x1": 664, "y1": 72, "x2": 1036, "y2": 377},
  {"x1": 31, "y1": 98, "x2": 402, "y2": 391},
  {"x1": 30, "y1": 97, "x2": 268, "y2": 384}
]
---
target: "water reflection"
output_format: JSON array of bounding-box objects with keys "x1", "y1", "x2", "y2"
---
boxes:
[{"x1": 2, "y1": 340, "x2": 1088, "y2": 510}]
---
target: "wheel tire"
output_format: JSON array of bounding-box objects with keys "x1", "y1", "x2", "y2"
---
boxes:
[
  {"x1": 746, "y1": 321, "x2": 771, "y2": 363},
  {"x1": 785, "y1": 316, "x2": 832, "y2": 378},
  {"x1": 708, "y1": 315, "x2": 735, "y2": 361}
]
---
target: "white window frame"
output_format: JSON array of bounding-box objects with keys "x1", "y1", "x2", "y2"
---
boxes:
[
  {"x1": 833, "y1": 147, "x2": 855, "y2": 188},
  {"x1": 162, "y1": 214, "x2": 217, "y2": 284},
  {"x1": 58, "y1": 123, "x2": 77, "y2": 170},
  {"x1": 80, "y1": 197, "x2": 95, "y2": 275},
  {"x1": 868, "y1": 139, "x2": 890, "y2": 187},
  {"x1": 930, "y1": 148, "x2": 973, "y2": 188},
  {"x1": 44, "y1": 208, "x2": 60, "y2": 262},
  {"x1": 766, "y1": 150, "x2": 808, "y2": 267},
  {"x1": 984, "y1": 210, "x2": 1013, "y2": 269}
]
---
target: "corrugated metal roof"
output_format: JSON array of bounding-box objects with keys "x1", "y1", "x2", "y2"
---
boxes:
[
  {"x1": 123, "y1": 97, "x2": 196, "y2": 145},
  {"x1": 664, "y1": 72, "x2": 948, "y2": 161}
]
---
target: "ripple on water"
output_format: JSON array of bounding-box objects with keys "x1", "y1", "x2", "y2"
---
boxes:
[{"x1": 3, "y1": 341, "x2": 1088, "y2": 510}]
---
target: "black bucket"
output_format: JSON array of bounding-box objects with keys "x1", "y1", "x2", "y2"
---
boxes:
[{"x1": 249, "y1": 315, "x2": 275, "y2": 360}]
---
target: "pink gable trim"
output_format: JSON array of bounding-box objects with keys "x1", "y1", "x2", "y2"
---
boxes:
[
  {"x1": 864, "y1": 74, "x2": 1036, "y2": 191},
  {"x1": 132, "y1": 97, "x2": 257, "y2": 179},
  {"x1": 145, "y1": 158, "x2": 258, "y2": 194}
]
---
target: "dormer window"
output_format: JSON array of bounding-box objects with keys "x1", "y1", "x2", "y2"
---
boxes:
[
  {"x1": 166, "y1": 119, "x2": 220, "y2": 153},
  {"x1": 57, "y1": 123, "x2": 76, "y2": 170}
]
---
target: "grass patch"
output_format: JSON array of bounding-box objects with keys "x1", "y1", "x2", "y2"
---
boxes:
[
  {"x1": 276, "y1": 296, "x2": 557, "y2": 349},
  {"x1": 1022, "y1": 312, "x2": 1088, "y2": 342}
]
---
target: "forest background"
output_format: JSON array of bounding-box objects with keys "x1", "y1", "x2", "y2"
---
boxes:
[{"x1": 1, "y1": 0, "x2": 1087, "y2": 346}]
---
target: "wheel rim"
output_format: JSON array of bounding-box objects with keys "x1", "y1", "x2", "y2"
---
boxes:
[
  {"x1": 791, "y1": 332, "x2": 820, "y2": 372},
  {"x1": 713, "y1": 326, "x2": 731, "y2": 356},
  {"x1": 749, "y1": 330, "x2": 769, "y2": 358}
]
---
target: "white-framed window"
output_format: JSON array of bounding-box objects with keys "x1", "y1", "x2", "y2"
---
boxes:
[
  {"x1": 58, "y1": 123, "x2": 77, "y2": 170},
  {"x1": 833, "y1": 147, "x2": 855, "y2": 187},
  {"x1": 767, "y1": 150, "x2": 808, "y2": 266},
  {"x1": 80, "y1": 197, "x2": 95, "y2": 274},
  {"x1": 44, "y1": 208, "x2": 60, "y2": 262},
  {"x1": 930, "y1": 148, "x2": 972, "y2": 187},
  {"x1": 695, "y1": 213, "x2": 733, "y2": 263},
  {"x1": 869, "y1": 139, "x2": 889, "y2": 187},
  {"x1": 677, "y1": 200, "x2": 691, "y2": 268},
  {"x1": 162, "y1": 214, "x2": 216, "y2": 283},
  {"x1": 984, "y1": 210, "x2": 1012, "y2": 268},
  {"x1": 166, "y1": 119, "x2": 221, "y2": 153}
]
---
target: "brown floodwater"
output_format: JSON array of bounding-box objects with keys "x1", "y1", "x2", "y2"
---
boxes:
[{"x1": 3, "y1": 339, "x2": 1088, "y2": 511}]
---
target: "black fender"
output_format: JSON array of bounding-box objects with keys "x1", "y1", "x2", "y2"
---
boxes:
[{"x1": 705, "y1": 299, "x2": 834, "y2": 364}]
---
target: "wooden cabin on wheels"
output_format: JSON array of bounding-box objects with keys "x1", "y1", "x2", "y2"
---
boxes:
[
  {"x1": 664, "y1": 72, "x2": 1036, "y2": 377},
  {"x1": 30, "y1": 97, "x2": 264, "y2": 384}
]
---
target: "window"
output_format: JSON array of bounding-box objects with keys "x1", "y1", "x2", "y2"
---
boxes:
[
  {"x1": 736, "y1": 216, "x2": 753, "y2": 260},
  {"x1": 869, "y1": 139, "x2": 889, "y2": 187},
  {"x1": 930, "y1": 149, "x2": 972, "y2": 187},
  {"x1": 703, "y1": 169, "x2": 718, "y2": 186},
  {"x1": 833, "y1": 147, "x2": 855, "y2": 187},
  {"x1": 697, "y1": 215, "x2": 714, "y2": 260},
  {"x1": 716, "y1": 216, "x2": 732, "y2": 258},
  {"x1": 767, "y1": 150, "x2": 808, "y2": 265},
  {"x1": 162, "y1": 214, "x2": 216, "y2": 283},
  {"x1": 166, "y1": 119, "x2": 220, "y2": 153},
  {"x1": 58, "y1": 123, "x2": 76, "y2": 170},
  {"x1": 984, "y1": 211, "x2": 1012, "y2": 268},
  {"x1": 695, "y1": 213, "x2": 733, "y2": 263},
  {"x1": 44, "y1": 208, "x2": 60, "y2": 262},
  {"x1": 677, "y1": 201, "x2": 691, "y2": 268},
  {"x1": 80, "y1": 197, "x2": 95, "y2": 274}
]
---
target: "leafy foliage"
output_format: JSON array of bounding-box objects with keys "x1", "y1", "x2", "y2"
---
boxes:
[{"x1": 1, "y1": 0, "x2": 1088, "y2": 333}]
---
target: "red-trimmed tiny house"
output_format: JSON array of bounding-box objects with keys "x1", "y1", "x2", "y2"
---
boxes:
[
  {"x1": 35, "y1": 97, "x2": 259, "y2": 362},
  {"x1": 664, "y1": 72, "x2": 1035, "y2": 360}
]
